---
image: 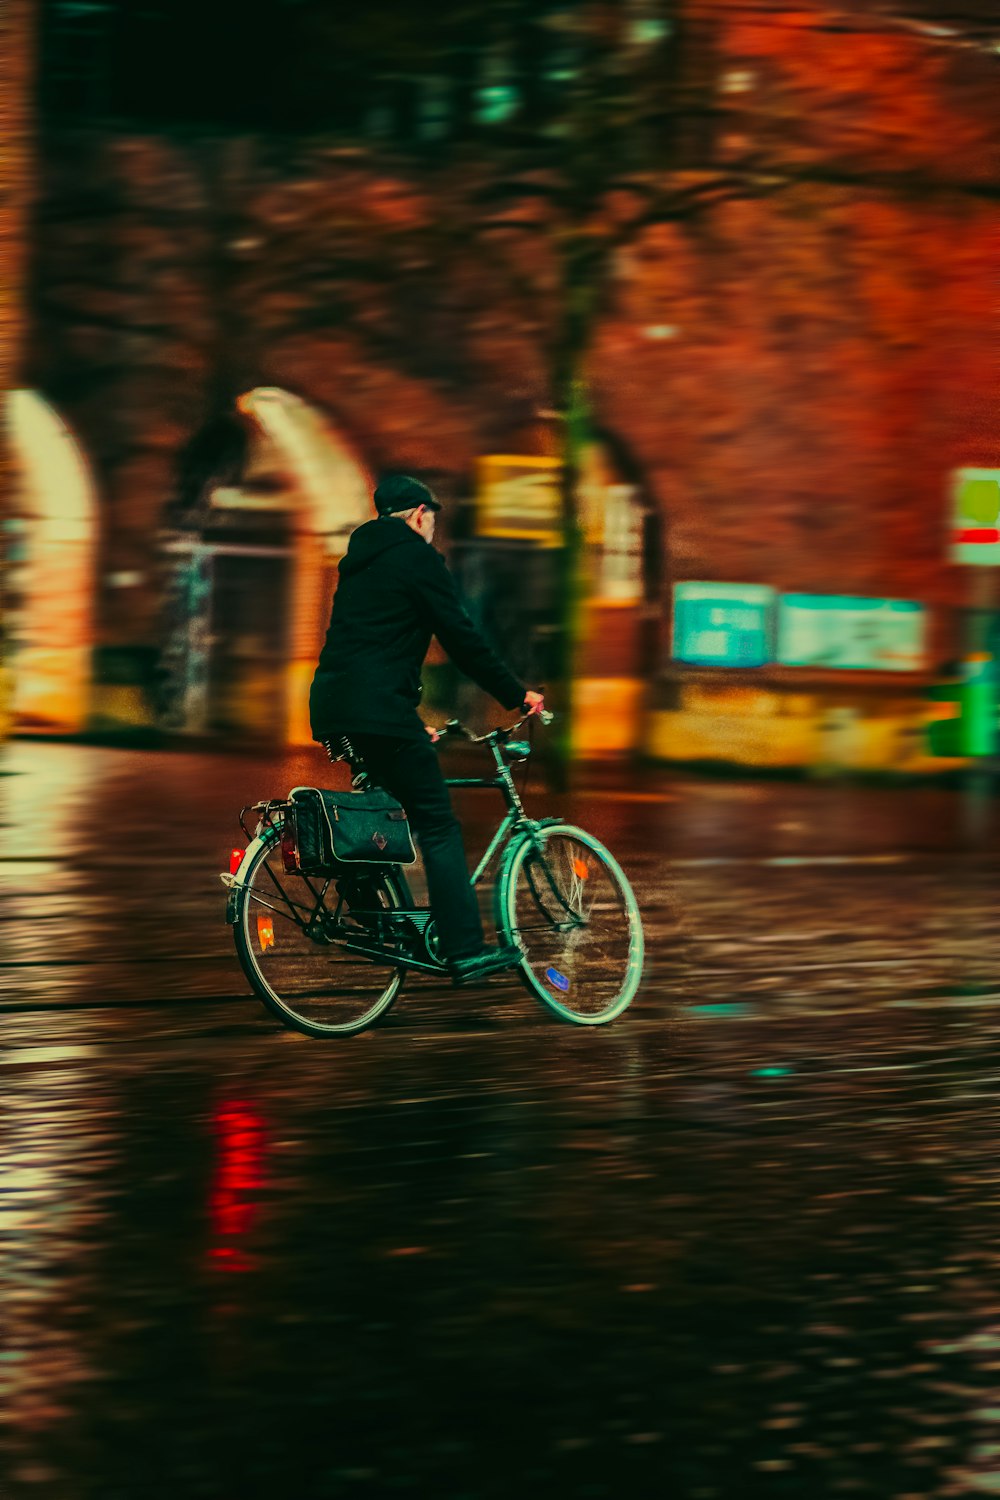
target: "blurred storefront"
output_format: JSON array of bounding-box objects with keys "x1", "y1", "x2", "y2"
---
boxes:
[
  {"x1": 648, "y1": 580, "x2": 946, "y2": 773},
  {"x1": 576, "y1": 452, "x2": 663, "y2": 756},
  {"x1": 644, "y1": 471, "x2": 1000, "y2": 774},
  {"x1": 2, "y1": 384, "x2": 992, "y2": 777},
  {"x1": 1, "y1": 386, "x2": 373, "y2": 749},
  {"x1": 419, "y1": 445, "x2": 660, "y2": 757},
  {"x1": 157, "y1": 499, "x2": 295, "y2": 747},
  {"x1": 15, "y1": 0, "x2": 1000, "y2": 776},
  {"x1": 156, "y1": 388, "x2": 370, "y2": 747}
]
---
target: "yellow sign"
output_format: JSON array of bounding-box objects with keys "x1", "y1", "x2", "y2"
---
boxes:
[{"x1": 476, "y1": 456, "x2": 562, "y2": 546}]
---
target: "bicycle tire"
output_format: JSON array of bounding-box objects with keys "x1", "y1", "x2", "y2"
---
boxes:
[
  {"x1": 496, "y1": 822, "x2": 644, "y2": 1025},
  {"x1": 233, "y1": 824, "x2": 409, "y2": 1037}
]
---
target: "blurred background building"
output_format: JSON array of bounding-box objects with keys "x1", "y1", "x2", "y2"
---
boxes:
[{"x1": 2, "y1": 0, "x2": 999, "y2": 767}]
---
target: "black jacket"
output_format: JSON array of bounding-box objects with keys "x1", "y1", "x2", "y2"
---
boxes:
[{"x1": 310, "y1": 518, "x2": 527, "y2": 741}]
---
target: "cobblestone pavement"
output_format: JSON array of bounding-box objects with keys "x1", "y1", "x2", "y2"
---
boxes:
[{"x1": 2, "y1": 743, "x2": 1000, "y2": 1498}]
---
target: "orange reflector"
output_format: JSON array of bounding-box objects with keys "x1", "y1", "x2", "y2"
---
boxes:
[
  {"x1": 230, "y1": 848, "x2": 245, "y2": 874},
  {"x1": 573, "y1": 858, "x2": 590, "y2": 880},
  {"x1": 257, "y1": 913, "x2": 275, "y2": 951}
]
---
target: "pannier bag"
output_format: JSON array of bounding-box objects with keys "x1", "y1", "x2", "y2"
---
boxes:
[{"x1": 287, "y1": 786, "x2": 417, "y2": 873}]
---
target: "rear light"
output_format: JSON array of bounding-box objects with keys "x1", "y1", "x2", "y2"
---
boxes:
[
  {"x1": 281, "y1": 816, "x2": 299, "y2": 874},
  {"x1": 230, "y1": 848, "x2": 245, "y2": 875}
]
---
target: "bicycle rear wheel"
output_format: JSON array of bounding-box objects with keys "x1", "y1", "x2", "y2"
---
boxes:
[
  {"x1": 498, "y1": 822, "x2": 644, "y2": 1025},
  {"x1": 233, "y1": 827, "x2": 408, "y2": 1037}
]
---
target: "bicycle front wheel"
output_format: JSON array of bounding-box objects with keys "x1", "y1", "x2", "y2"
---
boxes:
[
  {"x1": 498, "y1": 823, "x2": 644, "y2": 1025},
  {"x1": 233, "y1": 827, "x2": 408, "y2": 1037}
]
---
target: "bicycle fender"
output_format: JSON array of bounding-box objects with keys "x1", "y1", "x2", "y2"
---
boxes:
[{"x1": 223, "y1": 829, "x2": 277, "y2": 924}]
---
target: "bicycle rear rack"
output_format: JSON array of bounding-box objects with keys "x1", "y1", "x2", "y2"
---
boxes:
[{"x1": 239, "y1": 798, "x2": 289, "y2": 842}]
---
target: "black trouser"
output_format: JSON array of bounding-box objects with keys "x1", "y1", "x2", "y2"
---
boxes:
[{"x1": 343, "y1": 732, "x2": 484, "y2": 961}]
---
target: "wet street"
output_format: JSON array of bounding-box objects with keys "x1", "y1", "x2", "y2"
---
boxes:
[{"x1": 3, "y1": 742, "x2": 1000, "y2": 1498}]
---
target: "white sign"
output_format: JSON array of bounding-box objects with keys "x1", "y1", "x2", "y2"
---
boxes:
[
  {"x1": 951, "y1": 468, "x2": 1000, "y2": 566},
  {"x1": 777, "y1": 595, "x2": 926, "y2": 672}
]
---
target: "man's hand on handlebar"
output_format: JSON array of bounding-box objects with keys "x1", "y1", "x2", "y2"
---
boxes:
[{"x1": 425, "y1": 703, "x2": 554, "y2": 745}]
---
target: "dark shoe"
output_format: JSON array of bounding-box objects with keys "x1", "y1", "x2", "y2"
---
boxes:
[{"x1": 448, "y1": 943, "x2": 524, "y2": 988}]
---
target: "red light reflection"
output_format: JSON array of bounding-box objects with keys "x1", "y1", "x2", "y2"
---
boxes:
[{"x1": 208, "y1": 1100, "x2": 266, "y2": 1272}]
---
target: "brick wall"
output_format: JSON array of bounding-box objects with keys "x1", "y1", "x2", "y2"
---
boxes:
[{"x1": 25, "y1": 16, "x2": 1000, "y2": 668}]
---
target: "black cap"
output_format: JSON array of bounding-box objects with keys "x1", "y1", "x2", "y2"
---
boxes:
[{"x1": 374, "y1": 474, "x2": 441, "y2": 516}]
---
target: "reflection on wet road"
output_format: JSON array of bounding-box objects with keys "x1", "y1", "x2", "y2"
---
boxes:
[{"x1": 2, "y1": 744, "x2": 999, "y2": 1497}]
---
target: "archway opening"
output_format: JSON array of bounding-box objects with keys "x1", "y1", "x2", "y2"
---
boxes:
[
  {"x1": 3, "y1": 391, "x2": 97, "y2": 735},
  {"x1": 574, "y1": 435, "x2": 660, "y2": 755},
  {"x1": 158, "y1": 389, "x2": 371, "y2": 746}
]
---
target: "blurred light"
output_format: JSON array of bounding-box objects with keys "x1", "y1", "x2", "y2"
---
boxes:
[
  {"x1": 7, "y1": 390, "x2": 95, "y2": 543},
  {"x1": 629, "y1": 18, "x2": 671, "y2": 46},
  {"x1": 477, "y1": 85, "x2": 520, "y2": 126},
  {"x1": 721, "y1": 69, "x2": 756, "y2": 94},
  {"x1": 208, "y1": 1101, "x2": 266, "y2": 1273},
  {"x1": 5, "y1": 391, "x2": 97, "y2": 734},
  {"x1": 643, "y1": 325, "x2": 678, "y2": 340},
  {"x1": 690, "y1": 1003, "x2": 752, "y2": 1016}
]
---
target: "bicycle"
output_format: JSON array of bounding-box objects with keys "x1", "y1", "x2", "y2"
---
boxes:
[{"x1": 221, "y1": 711, "x2": 645, "y2": 1036}]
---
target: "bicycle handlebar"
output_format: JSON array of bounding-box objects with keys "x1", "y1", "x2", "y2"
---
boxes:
[{"x1": 435, "y1": 708, "x2": 554, "y2": 745}]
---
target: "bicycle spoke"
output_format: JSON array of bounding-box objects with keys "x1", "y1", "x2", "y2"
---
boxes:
[
  {"x1": 505, "y1": 827, "x2": 642, "y2": 1024},
  {"x1": 235, "y1": 835, "x2": 407, "y2": 1035},
  {"x1": 261, "y1": 860, "x2": 331, "y2": 918},
  {"x1": 243, "y1": 886, "x2": 314, "y2": 925}
]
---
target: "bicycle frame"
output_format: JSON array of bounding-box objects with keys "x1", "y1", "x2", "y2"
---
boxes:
[
  {"x1": 445, "y1": 732, "x2": 537, "y2": 888},
  {"x1": 227, "y1": 705, "x2": 643, "y2": 1030},
  {"x1": 225, "y1": 723, "x2": 551, "y2": 976},
  {"x1": 335, "y1": 735, "x2": 541, "y2": 973}
]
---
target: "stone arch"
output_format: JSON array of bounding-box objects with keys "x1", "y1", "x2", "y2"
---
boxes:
[
  {"x1": 4, "y1": 390, "x2": 97, "y2": 734},
  {"x1": 236, "y1": 387, "x2": 372, "y2": 745},
  {"x1": 159, "y1": 387, "x2": 372, "y2": 746}
]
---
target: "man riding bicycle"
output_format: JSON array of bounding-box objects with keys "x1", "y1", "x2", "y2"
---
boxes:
[{"x1": 310, "y1": 474, "x2": 545, "y2": 988}]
